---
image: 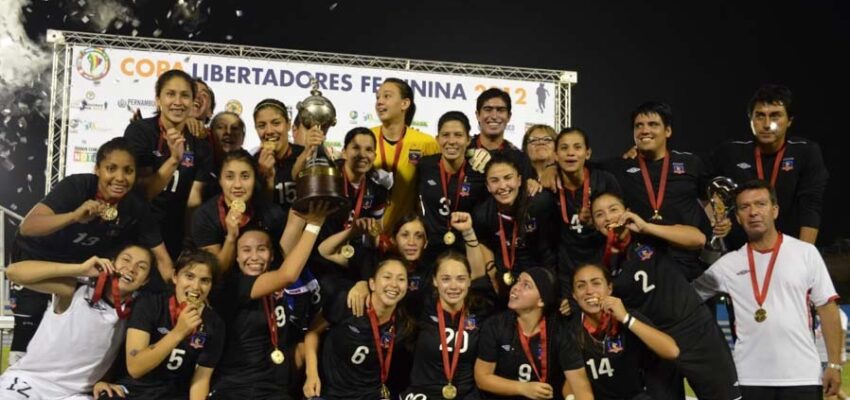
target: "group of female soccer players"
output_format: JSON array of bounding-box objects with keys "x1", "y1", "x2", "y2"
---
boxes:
[{"x1": 0, "y1": 68, "x2": 739, "y2": 400}]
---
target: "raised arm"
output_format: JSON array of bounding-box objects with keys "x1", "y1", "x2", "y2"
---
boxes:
[{"x1": 619, "y1": 210, "x2": 706, "y2": 250}]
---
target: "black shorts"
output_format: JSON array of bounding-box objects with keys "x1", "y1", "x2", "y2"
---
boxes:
[
  {"x1": 667, "y1": 305, "x2": 741, "y2": 400},
  {"x1": 208, "y1": 384, "x2": 292, "y2": 400}
]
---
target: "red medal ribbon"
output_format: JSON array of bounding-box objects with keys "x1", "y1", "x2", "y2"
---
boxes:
[
  {"x1": 558, "y1": 168, "x2": 590, "y2": 224},
  {"x1": 262, "y1": 295, "x2": 280, "y2": 352},
  {"x1": 747, "y1": 233, "x2": 784, "y2": 309},
  {"x1": 517, "y1": 317, "x2": 548, "y2": 383},
  {"x1": 343, "y1": 169, "x2": 367, "y2": 229},
  {"x1": 754, "y1": 145, "x2": 787, "y2": 187},
  {"x1": 602, "y1": 229, "x2": 631, "y2": 267},
  {"x1": 439, "y1": 158, "x2": 467, "y2": 232},
  {"x1": 582, "y1": 312, "x2": 619, "y2": 338},
  {"x1": 637, "y1": 152, "x2": 669, "y2": 217},
  {"x1": 217, "y1": 196, "x2": 253, "y2": 229},
  {"x1": 92, "y1": 272, "x2": 132, "y2": 319},
  {"x1": 367, "y1": 303, "x2": 397, "y2": 388},
  {"x1": 437, "y1": 301, "x2": 466, "y2": 385},
  {"x1": 378, "y1": 127, "x2": 406, "y2": 173},
  {"x1": 497, "y1": 214, "x2": 519, "y2": 273}
]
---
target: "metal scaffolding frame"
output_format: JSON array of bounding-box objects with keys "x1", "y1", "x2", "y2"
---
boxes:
[{"x1": 45, "y1": 29, "x2": 577, "y2": 191}]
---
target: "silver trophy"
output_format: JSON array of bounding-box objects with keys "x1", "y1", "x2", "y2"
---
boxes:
[
  {"x1": 701, "y1": 177, "x2": 738, "y2": 264},
  {"x1": 291, "y1": 78, "x2": 350, "y2": 213}
]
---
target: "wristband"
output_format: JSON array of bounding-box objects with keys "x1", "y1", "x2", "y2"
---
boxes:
[
  {"x1": 622, "y1": 313, "x2": 631, "y2": 326},
  {"x1": 305, "y1": 224, "x2": 321, "y2": 234},
  {"x1": 627, "y1": 314, "x2": 636, "y2": 329},
  {"x1": 827, "y1": 362, "x2": 843, "y2": 371}
]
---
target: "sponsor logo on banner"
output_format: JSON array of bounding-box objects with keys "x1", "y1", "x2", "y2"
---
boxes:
[
  {"x1": 69, "y1": 118, "x2": 112, "y2": 133},
  {"x1": 116, "y1": 98, "x2": 157, "y2": 110},
  {"x1": 85, "y1": 91, "x2": 96, "y2": 101},
  {"x1": 119, "y1": 57, "x2": 185, "y2": 77},
  {"x1": 71, "y1": 99, "x2": 109, "y2": 111},
  {"x1": 348, "y1": 110, "x2": 358, "y2": 124},
  {"x1": 225, "y1": 99, "x2": 243, "y2": 115},
  {"x1": 76, "y1": 48, "x2": 110, "y2": 81},
  {"x1": 73, "y1": 146, "x2": 98, "y2": 163}
]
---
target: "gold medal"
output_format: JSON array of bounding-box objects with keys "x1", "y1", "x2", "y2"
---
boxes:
[
  {"x1": 651, "y1": 210, "x2": 662, "y2": 221},
  {"x1": 754, "y1": 308, "x2": 767, "y2": 323},
  {"x1": 270, "y1": 348, "x2": 285, "y2": 364},
  {"x1": 100, "y1": 204, "x2": 118, "y2": 221},
  {"x1": 230, "y1": 199, "x2": 246, "y2": 213},
  {"x1": 442, "y1": 383, "x2": 457, "y2": 399},
  {"x1": 261, "y1": 140, "x2": 276, "y2": 151},
  {"x1": 502, "y1": 272, "x2": 515, "y2": 286},
  {"x1": 380, "y1": 384, "x2": 390, "y2": 399},
  {"x1": 340, "y1": 244, "x2": 355, "y2": 259},
  {"x1": 443, "y1": 231, "x2": 456, "y2": 245}
]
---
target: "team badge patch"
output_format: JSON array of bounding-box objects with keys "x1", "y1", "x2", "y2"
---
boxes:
[
  {"x1": 672, "y1": 162, "x2": 686, "y2": 175},
  {"x1": 460, "y1": 180, "x2": 471, "y2": 197},
  {"x1": 408, "y1": 148, "x2": 422, "y2": 164},
  {"x1": 189, "y1": 331, "x2": 207, "y2": 349},
  {"x1": 363, "y1": 195, "x2": 374, "y2": 209},
  {"x1": 380, "y1": 329, "x2": 394, "y2": 348},
  {"x1": 181, "y1": 150, "x2": 195, "y2": 168},
  {"x1": 635, "y1": 244, "x2": 654, "y2": 261},
  {"x1": 525, "y1": 218, "x2": 538, "y2": 232},
  {"x1": 409, "y1": 275, "x2": 421, "y2": 292},
  {"x1": 604, "y1": 335, "x2": 624, "y2": 354},
  {"x1": 465, "y1": 314, "x2": 478, "y2": 331},
  {"x1": 781, "y1": 157, "x2": 795, "y2": 172}
]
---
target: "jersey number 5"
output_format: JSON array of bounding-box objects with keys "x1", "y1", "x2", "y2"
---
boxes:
[{"x1": 167, "y1": 348, "x2": 186, "y2": 370}]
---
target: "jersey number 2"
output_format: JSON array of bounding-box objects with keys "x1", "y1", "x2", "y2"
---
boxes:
[{"x1": 634, "y1": 270, "x2": 656, "y2": 293}]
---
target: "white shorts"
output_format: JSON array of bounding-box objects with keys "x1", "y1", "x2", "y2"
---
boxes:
[{"x1": 0, "y1": 372, "x2": 92, "y2": 400}]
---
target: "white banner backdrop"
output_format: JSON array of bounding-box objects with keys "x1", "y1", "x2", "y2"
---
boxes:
[{"x1": 66, "y1": 46, "x2": 558, "y2": 175}]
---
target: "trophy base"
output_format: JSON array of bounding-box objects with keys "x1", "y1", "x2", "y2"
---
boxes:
[{"x1": 293, "y1": 166, "x2": 351, "y2": 214}]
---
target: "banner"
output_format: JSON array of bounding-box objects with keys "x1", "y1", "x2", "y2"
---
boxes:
[{"x1": 66, "y1": 46, "x2": 558, "y2": 175}]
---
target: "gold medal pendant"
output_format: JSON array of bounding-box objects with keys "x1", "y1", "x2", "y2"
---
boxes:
[
  {"x1": 270, "y1": 348, "x2": 285, "y2": 364},
  {"x1": 754, "y1": 308, "x2": 767, "y2": 323},
  {"x1": 380, "y1": 384, "x2": 391, "y2": 399},
  {"x1": 230, "y1": 199, "x2": 247, "y2": 213},
  {"x1": 340, "y1": 244, "x2": 355, "y2": 259},
  {"x1": 443, "y1": 231, "x2": 456, "y2": 246},
  {"x1": 502, "y1": 272, "x2": 515, "y2": 286},
  {"x1": 442, "y1": 383, "x2": 458, "y2": 399},
  {"x1": 100, "y1": 204, "x2": 118, "y2": 221},
  {"x1": 262, "y1": 141, "x2": 276, "y2": 151},
  {"x1": 369, "y1": 223, "x2": 381, "y2": 237},
  {"x1": 651, "y1": 210, "x2": 662, "y2": 221}
]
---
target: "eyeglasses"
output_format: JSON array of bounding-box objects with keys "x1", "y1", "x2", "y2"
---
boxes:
[{"x1": 527, "y1": 137, "x2": 554, "y2": 145}]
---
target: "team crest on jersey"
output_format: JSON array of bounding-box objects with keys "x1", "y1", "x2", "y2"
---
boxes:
[
  {"x1": 604, "y1": 335, "x2": 624, "y2": 354},
  {"x1": 409, "y1": 275, "x2": 421, "y2": 291},
  {"x1": 408, "y1": 148, "x2": 422, "y2": 164},
  {"x1": 380, "y1": 329, "x2": 394, "y2": 348},
  {"x1": 460, "y1": 180, "x2": 471, "y2": 197},
  {"x1": 635, "y1": 244, "x2": 654, "y2": 261},
  {"x1": 190, "y1": 331, "x2": 207, "y2": 349},
  {"x1": 781, "y1": 157, "x2": 795, "y2": 171},
  {"x1": 525, "y1": 217, "x2": 538, "y2": 233},
  {"x1": 672, "y1": 162, "x2": 685, "y2": 175},
  {"x1": 363, "y1": 194, "x2": 374, "y2": 209},
  {"x1": 737, "y1": 162, "x2": 752, "y2": 170},
  {"x1": 465, "y1": 314, "x2": 478, "y2": 331},
  {"x1": 181, "y1": 150, "x2": 195, "y2": 168}
]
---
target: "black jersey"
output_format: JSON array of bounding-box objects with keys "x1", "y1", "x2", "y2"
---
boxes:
[
  {"x1": 567, "y1": 312, "x2": 650, "y2": 400},
  {"x1": 607, "y1": 235, "x2": 703, "y2": 332},
  {"x1": 123, "y1": 116, "x2": 213, "y2": 217},
  {"x1": 417, "y1": 155, "x2": 487, "y2": 257},
  {"x1": 255, "y1": 144, "x2": 305, "y2": 214},
  {"x1": 472, "y1": 192, "x2": 557, "y2": 277},
  {"x1": 14, "y1": 174, "x2": 162, "y2": 263},
  {"x1": 477, "y1": 311, "x2": 583, "y2": 400},
  {"x1": 708, "y1": 137, "x2": 829, "y2": 248},
  {"x1": 322, "y1": 159, "x2": 389, "y2": 239},
  {"x1": 320, "y1": 292, "x2": 411, "y2": 400},
  {"x1": 601, "y1": 152, "x2": 711, "y2": 280},
  {"x1": 210, "y1": 268, "x2": 316, "y2": 391},
  {"x1": 471, "y1": 134, "x2": 535, "y2": 179},
  {"x1": 554, "y1": 168, "x2": 621, "y2": 294},
  {"x1": 191, "y1": 194, "x2": 286, "y2": 249},
  {"x1": 405, "y1": 296, "x2": 486, "y2": 400},
  {"x1": 118, "y1": 292, "x2": 225, "y2": 399}
]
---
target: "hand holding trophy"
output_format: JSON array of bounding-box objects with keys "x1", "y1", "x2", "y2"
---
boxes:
[{"x1": 292, "y1": 78, "x2": 350, "y2": 214}]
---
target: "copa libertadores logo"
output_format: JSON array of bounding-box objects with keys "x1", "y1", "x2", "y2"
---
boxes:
[{"x1": 76, "y1": 48, "x2": 111, "y2": 81}]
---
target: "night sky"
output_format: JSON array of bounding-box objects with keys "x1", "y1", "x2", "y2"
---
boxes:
[{"x1": 2, "y1": 0, "x2": 848, "y2": 249}]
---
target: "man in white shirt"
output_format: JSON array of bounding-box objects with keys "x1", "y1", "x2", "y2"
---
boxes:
[{"x1": 693, "y1": 179, "x2": 843, "y2": 399}]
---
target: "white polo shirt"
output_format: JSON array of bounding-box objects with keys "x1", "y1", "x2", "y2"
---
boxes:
[{"x1": 694, "y1": 234, "x2": 838, "y2": 386}]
